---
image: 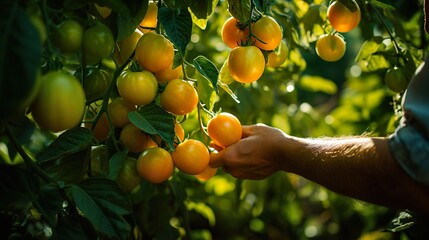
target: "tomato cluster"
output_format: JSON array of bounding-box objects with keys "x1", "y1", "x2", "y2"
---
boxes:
[
  {"x1": 315, "y1": 0, "x2": 361, "y2": 62},
  {"x1": 221, "y1": 15, "x2": 284, "y2": 83}
]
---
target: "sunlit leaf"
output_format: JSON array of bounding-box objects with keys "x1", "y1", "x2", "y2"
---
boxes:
[
  {"x1": 227, "y1": 0, "x2": 251, "y2": 23},
  {"x1": 187, "y1": 0, "x2": 219, "y2": 29},
  {"x1": 355, "y1": 36, "x2": 390, "y2": 72},
  {"x1": 194, "y1": 55, "x2": 219, "y2": 93},
  {"x1": 187, "y1": 202, "x2": 216, "y2": 226},
  {"x1": 299, "y1": 75, "x2": 337, "y2": 94}
]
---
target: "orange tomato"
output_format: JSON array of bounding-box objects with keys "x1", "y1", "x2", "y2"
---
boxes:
[
  {"x1": 172, "y1": 139, "x2": 210, "y2": 175},
  {"x1": 315, "y1": 34, "x2": 346, "y2": 62},
  {"x1": 85, "y1": 111, "x2": 110, "y2": 142},
  {"x1": 266, "y1": 41, "x2": 288, "y2": 68},
  {"x1": 221, "y1": 17, "x2": 249, "y2": 48},
  {"x1": 108, "y1": 97, "x2": 136, "y2": 128},
  {"x1": 116, "y1": 69, "x2": 158, "y2": 106},
  {"x1": 175, "y1": 122, "x2": 185, "y2": 142},
  {"x1": 251, "y1": 16, "x2": 283, "y2": 51},
  {"x1": 115, "y1": 29, "x2": 143, "y2": 65},
  {"x1": 154, "y1": 64, "x2": 183, "y2": 83},
  {"x1": 160, "y1": 79, "x2": 199, "y2": 115},
  {"x1": 119, "y1": 123, "x2": 157, "y2": 153},
  {"x1": 228, "y1": 46, "x2": 265, "y2": 83},
  {"x1": 135, "y1": 32, "x2": 174, "y2": 72},
  {"x1": 207, "y1": 112, "x2": 242, "y2": 148},
  {"x1": 327, "y1": 0, "x2": 361, "y2": 33},
  {"x1": 137, "y1": 147, "x2": 174, "y2": 183}
]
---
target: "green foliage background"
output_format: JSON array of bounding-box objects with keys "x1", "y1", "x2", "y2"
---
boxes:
[{"x1": 0, "y1": 0, "x2": 426, "y2": 239}]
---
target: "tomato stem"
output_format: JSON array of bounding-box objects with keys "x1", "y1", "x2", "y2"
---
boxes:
[
  {"x1": 369, "y1": 3, "x2": 401, "y2": 57},
  {"x1": 5, "y1": 124, "x2": 56, "y2": 184},
  {"x1": 245, "y1": 0, "x2": 267, "y2": 46}
]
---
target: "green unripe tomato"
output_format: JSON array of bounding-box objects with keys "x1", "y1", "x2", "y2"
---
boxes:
[
  {"x1": 31, "y1": 71, "x2": 85, "y2": 132},
  {"x1": 83, "y1": 23, "x2": 115, "y2": 65},
  {"x1": 53, "y1": 19, "x2": 83, "y2": 52}
]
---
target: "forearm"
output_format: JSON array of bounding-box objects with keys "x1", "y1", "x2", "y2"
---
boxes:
[{"x1": 282, "y1": 136, "x2": 429, "y2": 214}]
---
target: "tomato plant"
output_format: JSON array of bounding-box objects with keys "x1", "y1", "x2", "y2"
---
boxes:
[
  {"x1": 134, "y1": 32, "x2": 174, "y2": 72},
  {"x1": 1, "y1": 0, "x2": 425, "y2": 239},
  {"x1": 327, "y1": 0, "x2": 361, "y2": 33},
  {"x1": 207, "y1": 112, "x2": 242, "y2": 148},
  {"x1": 221, "y1": 16, "x2": 249, "y2": 48},
  {"x1": 116, "y1": 69, "x2": 158, "y2": 106},
  {"x1": 136, "y1": 147, "x2": 174, "y2": 184},
  {"x1": 172, "y1": 139, "x2": 210, "y2": 175},
  {"x1": 30, "y1": 70, "x2": 85, "y2": 132},
  {"x1": 52, "y1": 19, "x2": 83, "y2": 53},
  {"x1": 252, "y1": 15, "x2": 283, "y2": 51},
  {"x1": 228, "y1": 45, "x2": 265, "y2": 83},
  {"x1": 160, "y1": 79, "x2": 199, "y2": 115},
  {"x1": 315, "y1": 34, "x2": 346, "y2": 62}
]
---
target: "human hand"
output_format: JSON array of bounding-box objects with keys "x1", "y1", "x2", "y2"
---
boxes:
[{"x1": 209, "y1": 123, "x2": 290, "y2": 180}]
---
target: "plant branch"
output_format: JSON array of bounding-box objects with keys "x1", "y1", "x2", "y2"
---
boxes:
[{"x1": 5, "y1": 124, "x2": 56, "y2": 184}]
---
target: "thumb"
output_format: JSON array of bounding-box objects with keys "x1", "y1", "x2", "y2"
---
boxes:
[{"x1": 209, "y1": 150, "x2": 225, "y2": 168}]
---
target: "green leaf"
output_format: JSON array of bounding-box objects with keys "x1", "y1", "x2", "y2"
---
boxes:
[
  {"x1": 186, "y1": 0, "x2": 219, "y2": 29},
  {"x1": 128, "y1": 104, "x2": 175, "y2": 150},
  {"x1": 63, "y1": 0, "x2": 89, "y2": 10},
  {"x1": 0, "y1": 1, "x2": 41, "y2": 124},
  {"x1": 158, "y1": 7, "x2": 193, "y2": 56},
  {"x1": 193, "y1": 55, "x2": 219, "y2": 94},
  {"x1": 227, "y1": 0, "x2": 251, "y2": 23},
  {"x1": 108, "y1": 150, "x2": 128, "y2": 181},
  {"x1": 0, "y1": 165, "x2": 39, "y2": 213},
  {"x1": 299, "y1": 75, "x2": 338, "y2": 95},
  {"x1": 37, "y1": 127, "x2": 95, "y2": 163},
  {"x1": 70, "y1": 178, "x2": 132, "y2": 239},
  {"x1": 42, "y1": 149, "x2": 90, "y2": 185},
  {"x1": 34, "y1": 183, "x2": 63, "y2": 226},
  {"x1": 51, "y1": 214, "x2": 93, "y2": 240},
  {"x1": 6, "y1": 116, "x2": 36, "y2": 161},
  {"x1": 196, "y1": 74, "x2": 219, "y2": 112},
  {"x1": 218, "y1": 60, "x2": 240, "y2": 103}
]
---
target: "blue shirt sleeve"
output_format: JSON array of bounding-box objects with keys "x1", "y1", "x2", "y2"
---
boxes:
[
  {"x1": 388, "y1": 60, "x2": 429, "y2": 187},
  {"x1": 389, "y1": 125, "x2": 429, "y2": 186}
]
